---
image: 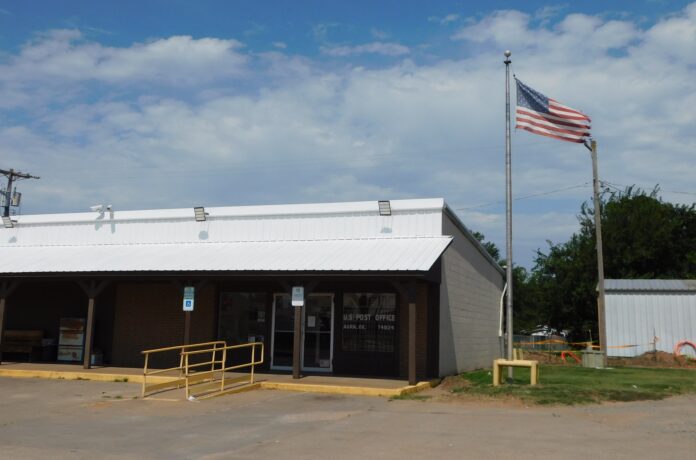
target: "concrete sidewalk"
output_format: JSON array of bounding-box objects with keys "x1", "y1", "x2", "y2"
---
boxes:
[{"x1": 0, "y1": 362, "x2": 436, "y2": 397}]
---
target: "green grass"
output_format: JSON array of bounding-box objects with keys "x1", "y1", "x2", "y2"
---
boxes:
[{"x1": 451, "y1": 366, "x2": 696, "y2": 405}]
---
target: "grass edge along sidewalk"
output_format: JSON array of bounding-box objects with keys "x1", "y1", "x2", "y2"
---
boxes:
[{"x1": 446, "y1": 365, "x2": 696, "y2": 405}]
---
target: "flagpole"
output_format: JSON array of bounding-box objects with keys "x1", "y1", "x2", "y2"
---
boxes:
[
  {"x1": 504, "y1": 50, "x2": 514, "y2": 378},
  {"x1": 590, "y1": 139, "x2": 607, "y2": 366}
]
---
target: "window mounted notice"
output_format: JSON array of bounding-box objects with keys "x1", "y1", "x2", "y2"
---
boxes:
[
  {"x1": 218, "y1": 292, "x2": 267, "y2": 346},
  {"x1": 342, "y1": 293, "x2": 396, "y2": 353}
]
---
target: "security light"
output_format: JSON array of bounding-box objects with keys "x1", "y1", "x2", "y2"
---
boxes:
[
  {"x1": 2, "y1": 215, "x2": 15, "y2": 228},
  {"x1": 194, "y1": 207, "x2": 208, "y2": 222},
  {"x1": 378, "y1": 200, "x2": 391, "y2": 216}
]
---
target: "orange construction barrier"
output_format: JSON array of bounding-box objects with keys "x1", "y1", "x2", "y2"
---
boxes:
[
  {"x1": 674, "y1": 340, "x2": 696, "y2": 357},
  {"x1": 561, "y1": 350, "x2": 581, "y2": 364}
]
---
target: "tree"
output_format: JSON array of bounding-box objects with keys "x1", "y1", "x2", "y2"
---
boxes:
[
  {"x1": 472, "y1": 231, "x2": 501, "y2": 263},
  {"x1": 471, "y1": 231, "x2": 540, "y2": 332},
  {"x1": 529, "y1": 186, "x2": 695, "y2": 339}
]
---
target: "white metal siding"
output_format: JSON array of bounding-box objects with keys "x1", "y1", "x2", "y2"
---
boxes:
[
  {"x1": 2, "y1": 202, "x2": 444, "y2": 248},
  {"x1": 606, "y1": 292, "x2": 696, "y2": 357}
]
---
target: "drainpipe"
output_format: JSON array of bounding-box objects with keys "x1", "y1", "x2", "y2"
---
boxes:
[{"x1": 499, "y1": 283, "x2": 508, "y2": 358}]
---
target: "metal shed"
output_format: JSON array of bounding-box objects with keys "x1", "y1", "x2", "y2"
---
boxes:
[{"x1": 605, "y1": 279, "x2": 696, "y2": 358}]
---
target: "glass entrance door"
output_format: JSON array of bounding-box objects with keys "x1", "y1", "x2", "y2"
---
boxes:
[
  {"x1": 302, "y1": 294, "x2": 334, "y2": 372},
  {"x1": 271, "y1": 293, "x2": 334, "y2": 372}
]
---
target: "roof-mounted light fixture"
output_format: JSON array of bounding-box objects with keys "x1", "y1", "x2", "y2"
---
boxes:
[
  {"x1": 194, "y1": 206, "x2": 209, "y2": 222},
  {"x1": 2, "y1": 215, "x2": 15, "y2": 228},
  {"x1": 378, "y1": 200, "x2": 391, "y2": 216}
]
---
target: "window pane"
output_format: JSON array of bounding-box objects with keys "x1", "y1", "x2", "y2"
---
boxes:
[
  {"x1": 218, "y1": 292, "x2": 267, "y2": 345},
  {"x1": 342, "y1": 293, "x2": 396, "y2": 352}
]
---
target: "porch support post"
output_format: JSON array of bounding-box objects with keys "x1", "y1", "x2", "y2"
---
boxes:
[
  {"x1": 292, "y1": 303, "x2": 302, "y2": 379},
  {"x1": 408, "y1": 281, "x2": 417, "y2": 386},
  {"x1": 291, "y1": 281, "x2": 315, "y2": 380},
  {"x1": 184, "y1": 312, "x2": 191, "y2": 345},
  {"x1": 83, "y1": 296, "x2": 96, "y2": 369},
  {"x1": 0, "y1": 280, "x2": 19, "y2": 365},
  {"x1": 0, "y1": 296, "x2": 5, "y2": 364},
  {"x1": 175, "y1": 280, "x2": 207, "y2": 346},
  {"x1": 79, "y1": 280, "x2": 109, "y2": 369}
]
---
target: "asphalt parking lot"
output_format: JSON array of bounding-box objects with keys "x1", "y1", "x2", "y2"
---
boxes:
[{"x1": 1, "y1": 377, "x2": 695, "y2": 459}]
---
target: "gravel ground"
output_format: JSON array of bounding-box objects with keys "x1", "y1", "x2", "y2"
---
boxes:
[{"x1": 0, "y1": 377, "x2": 694, "y2": 459}]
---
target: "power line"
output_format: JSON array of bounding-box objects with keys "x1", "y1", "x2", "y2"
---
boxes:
[
  {"x1": 455, "y1": 182, "x2": 591, "y2": 211},
  {"x1": 25, "y1": 139, "x2": 552, "y2": 180}
]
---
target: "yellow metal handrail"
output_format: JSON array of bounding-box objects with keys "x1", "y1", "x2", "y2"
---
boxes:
[
  {"x1": 141, "y1": 341, "x2": 226, "y2": 398},
  {"x1": 182, "y1": 341, "x2": 264, "y2": 399}
]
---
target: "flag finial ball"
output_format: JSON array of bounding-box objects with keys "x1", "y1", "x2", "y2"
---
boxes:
[{"x1": 504, "y1": 50, "x2": 511, "y2": 57}]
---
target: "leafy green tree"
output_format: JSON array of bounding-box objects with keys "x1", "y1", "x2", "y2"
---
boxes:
[
  {"x1": 471, "y1": 231, "x2": 541, "y2": 332},
  {"x1": 472, "y1": 231, "x2": 501, "y2": 263},
  {"x1": 530, "y1": 186, "x2": 695, "y2": 339}
]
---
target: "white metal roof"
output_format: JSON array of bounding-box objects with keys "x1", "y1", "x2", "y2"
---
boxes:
[
  {"x1": 0, "y1": 237, "x2": 452, "y2": 273},
  {"x1": 605, "y1": 279, "x2": 696, "y2": 292}
]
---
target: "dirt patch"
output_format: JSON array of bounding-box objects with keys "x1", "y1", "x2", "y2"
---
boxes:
[
  {"x1": 420, "y1": 375, "x2": 528, "y2": 408},
  {"x1": 519, "y1": 351, "x2": 565, "y2": 364},
  {"x1": 608, "y1": 351, "x2": 696, "y2": 369},
  {"x1": 517, "y1": 350, "x2": 696, "y2": 369}
]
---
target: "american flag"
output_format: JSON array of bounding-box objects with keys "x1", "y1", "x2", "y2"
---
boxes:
[{"x1": 515, "y1": 79, "x2": 591, "y2": 144}]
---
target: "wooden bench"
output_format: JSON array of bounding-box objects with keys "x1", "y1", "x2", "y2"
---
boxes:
[
  {"x1": 492, "y1": 359, "x2": 539, "y2": 386},
  {"x1": 1, "y1": 330, "x2": 44, "y2": 361}
]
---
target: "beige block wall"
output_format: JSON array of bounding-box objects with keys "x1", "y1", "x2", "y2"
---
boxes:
[
  {"x1": 111, "y1": 283, "x2": 216, "y2": 368},
  {"x1": 439, "y1": 216, "x2": 505, "y2": 376}
]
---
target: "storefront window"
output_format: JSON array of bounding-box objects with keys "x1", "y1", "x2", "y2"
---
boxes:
[
  {"x1": 218, "y1": 293, "x2": 267, "y2": 346},
  {"x1": 342, "y1": 293, "x2": 396, "y2": 352}
]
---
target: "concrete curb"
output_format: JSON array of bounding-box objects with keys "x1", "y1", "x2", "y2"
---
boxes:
[
  {"x1": 0, "y1": 368, "x2": 173, "y2": 384},
  {"x1": 0, "y1": 368, "x2": 440, "y2": 398}
]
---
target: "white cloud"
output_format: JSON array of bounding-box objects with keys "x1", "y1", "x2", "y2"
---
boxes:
[
  {"x1": 2, "y1": 3, "x2": 696, "y2": 267},
  {"x1": 441, "y1": 14, "x2": 460, "y2": 25},
  {"x1": 321, "y1": 42, "x2": 410, "y2": 57},
  {"x1": 301, "y1": 174, "x2": 398, "y2": 202},
  {"x1": 534, "y1": 5, "x2": 567, "y2": 23},
  {"x1": 273, "y1": 41, "x2": 287, "y2": 49},
  {"x1": 0, "y1": 30, "x2": 247, "y2": 89},
  {"x1": 428, "y1": 14, "x2": 460, "y2": 25},
  {"x1": 371, "y1": 28, "x2": 389, "y2": 40}
]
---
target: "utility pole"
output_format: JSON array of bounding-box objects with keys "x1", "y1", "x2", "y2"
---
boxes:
[
  {"x1": 589, "y1": 140, "x2": 607, "y2": 366},
  {"x1": 0, "y1": 168, "x2": 40, "y2": 217}
]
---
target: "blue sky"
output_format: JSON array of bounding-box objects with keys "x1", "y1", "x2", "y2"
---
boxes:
[{"x1": 1, "y1": 0, "x2": 695, "y2": 268}]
